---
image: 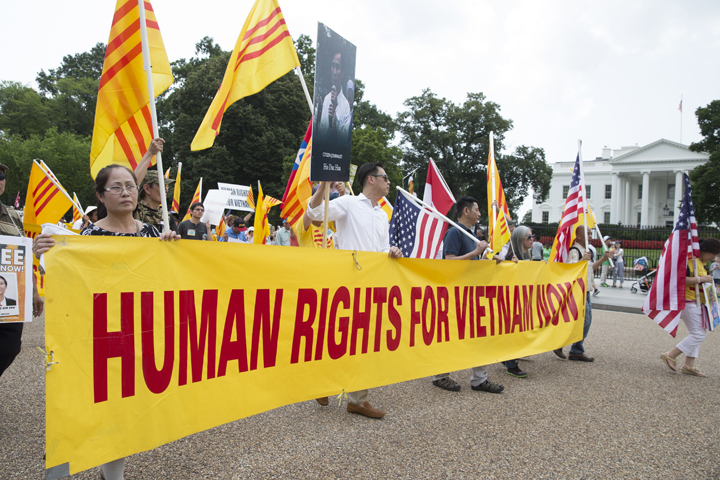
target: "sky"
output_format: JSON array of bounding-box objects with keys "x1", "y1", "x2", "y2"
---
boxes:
[{"x1": 1, "y1": 0, "x2": 719, "y2": 216}]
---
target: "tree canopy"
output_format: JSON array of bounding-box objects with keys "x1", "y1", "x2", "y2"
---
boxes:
[
  {"x1": 396, "y1": 89, "x2": 551, "y2": 219},
  {"x1": 689, "y1": 100, "x2": 720, "y2": 224},
  {"x1": 0, "y1": 37, "x2": 553, "y2": 225}
]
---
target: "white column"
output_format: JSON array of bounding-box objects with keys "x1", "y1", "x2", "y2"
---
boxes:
[
  {"x1": 674, "y1": 170, "x2": 683, "y2": 223},
  {"x1": 610, "y1": 172, "x2": 620, "y2": 224},
  {"x1": 622, "y1": 177, "x2": 632, "y2": 225},
  {"x1": 640, "y1": 171, "x2": 650, "y2": 227}
]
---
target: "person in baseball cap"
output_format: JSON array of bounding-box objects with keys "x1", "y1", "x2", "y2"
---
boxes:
[{"x1": 134, "y1": 170, "x2": 177, "y2": 232}]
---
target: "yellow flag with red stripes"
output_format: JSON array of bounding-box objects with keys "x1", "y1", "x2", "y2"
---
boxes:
[
  {"x1": 72, "y1": 193, "x2": 83, "y2": 223},
  {"x1": 23, "y1": 161, "x2": 73, "y2": 226},
  {"x1": 172, "y1": 164, "x2": 182, "y2": 213},
  {"x1": 487, "y1": 137, "x2": 511, "y2": 252},
  {"x1": 378, "y1": 196, "x2": 393, "y2": 222},
  {"x1": 246, "y1": 186, "x2": 255, "y2": 210},
  {"x1": 191, "y1": 0, "x2": 300, "y2": 151},
  {"x1": 182, "y1": 178, "x2": 202, "y2": 222},
  {"x1": 90, "y1": 0, "x2": 173, "y2": 178}
]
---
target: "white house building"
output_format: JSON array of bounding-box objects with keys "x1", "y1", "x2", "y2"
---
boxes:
[{"x1": 532, "y1": 139, "x2": 710, "y2": 227}]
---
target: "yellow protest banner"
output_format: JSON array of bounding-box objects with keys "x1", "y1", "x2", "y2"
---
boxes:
[{"x1": 45, "y1": 237, "x2": 586, "y2": 476}]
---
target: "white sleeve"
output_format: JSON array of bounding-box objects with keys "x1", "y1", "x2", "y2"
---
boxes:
[{"x1": 307, "y1": 195, "x2": 349, "y2": 222}]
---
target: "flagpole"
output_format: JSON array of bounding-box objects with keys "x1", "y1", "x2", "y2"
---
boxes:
[
  {"x1": 33, "y1": 160, "x2": 83, "y2": 213},
  {"x1": 396, "y1": 186, "x2": 481, "y2": 246},
  {"x1": 73, "y1": 193, "x2": 83, "y2": 216},
  {"x1": 577, "y1": 139, "x2": 589, "y2": 250},
  {"x1": 295, "y1": 66, "x2": 314, "y2": 116},
  {"x1": 489, "y1": 133, "x2": 497, "y2": 233},
  {"x1": 680, "y1": 94, "x2": 683, "y2": 144},
  {"x1": 138, "y1": 0, "x2": 170, "y2": 233},
  {"x1": 322, "y1": 183, "x2": 330, "y2": 249},
  {"x1": 683, "y1": 170, "x2": 700, "y2": 307}
]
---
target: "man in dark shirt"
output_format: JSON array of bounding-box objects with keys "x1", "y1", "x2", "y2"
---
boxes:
[
  {"x1": 431, "y1": 196, "x2": 504, "y2": 394},
  {"x1": 177, "y1": 202, "x2": 210, "y2": 240}
]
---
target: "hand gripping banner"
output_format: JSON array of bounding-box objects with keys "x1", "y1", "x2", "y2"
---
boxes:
[{"x1": 45, "y1": 237, "x2": 587, "y2": 477}]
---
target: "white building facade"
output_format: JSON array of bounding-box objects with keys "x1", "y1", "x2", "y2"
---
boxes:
[{"x1": 532, "y1": 139, "x2": 710, "y2": 227}]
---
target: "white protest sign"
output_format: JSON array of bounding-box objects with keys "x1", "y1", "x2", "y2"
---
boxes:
[
  {"x1": 200, "y1": 189, "x2": 232, "y2": 225},
  {"x1": 0, "y1": 235, "x2": 34, "y2": 323},
  {"x1": 217, "y1": 183, "x2": 253, "y2": 212}
]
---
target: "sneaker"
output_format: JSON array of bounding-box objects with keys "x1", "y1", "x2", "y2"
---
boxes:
[
  {"x1": 592, "y1": 289, "x2": 600, "y2": 297},
  {"x1": 432, "y1": 377, "x2": 461, "y2": 392},
  {"x1": 471, "y1": 379, "x2": 504, "y2": 393},
  {"x1": 601, "y1": 283, "x2": 609, "y2": 288},
  {"x1": 505, "y1": 366, "x2": 528, "y2": 378}
]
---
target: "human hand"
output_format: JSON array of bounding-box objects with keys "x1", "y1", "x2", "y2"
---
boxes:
[
  {"x1": 388, "y1": 246, "x2": 403, "y2": 259},
  {"x1": 159, "y1": 230, "x2": 179, "y2": 242},
  {"x1": 473, "y1": 240, "x2": 488, "y2": 257},
  {"x1": 33, "y1": 233, "x2": 55, "y2": 257},
  {"x1": 32, "y1": 286, "x2": 44, "y2": 317},
  {"x1": 335, "y1": 181, "x2": 346, "y2": 196},
  {"x1": 582, "y1": 251, "x2": 592, "y2": 261},
  {"x1": 148, "y1": 138, "x2": 164, "y2": 156},
  {"x1": 512, "y1": 254, "x2": 519, "y2": 263},
  {"x1": 699, "y1": 275, "x2": 713, "y2": 284}
]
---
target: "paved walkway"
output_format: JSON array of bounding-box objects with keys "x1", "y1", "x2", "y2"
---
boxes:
[
  {"x1": 590, "y1": 281, "x2": 647, "y2": 314},
  {"x1": 2, "y1": 310, "x2": 719, "y2": 479}
]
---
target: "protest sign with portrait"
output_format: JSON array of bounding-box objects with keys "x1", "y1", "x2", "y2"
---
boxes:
[
  {"x1": 311, "y1": 23, "x2": 356, "y2": 182},
  {"x1": 0, "y1": 236, "x2": 33, "y2": 323}
]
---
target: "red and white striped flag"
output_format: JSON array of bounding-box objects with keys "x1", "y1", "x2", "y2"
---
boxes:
[
  {"x1": 423, "y1": 158, "x2": 455, "y2": 215},
  {"x1": 643, "y1": 173, "x2": 701, "y2": 336},
  {"x1": 13, "y1": 192, "x2": 20, "y2": 210},
  {"x1": 548, "y1": 153, "x2": 585, "y2": 263},
  {"x1": 390, "y1": 189, "x2": 448, "y2": 259}
]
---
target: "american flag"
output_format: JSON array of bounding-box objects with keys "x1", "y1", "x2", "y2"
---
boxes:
[
  {"x1": 390, "y1": 190, "x2": 448, "y2": 259},
  {"x1": 643, "y1": 173, "x2": 701, "y2": 337},
  {"x1": 549, "y1": 154, "x2": 585, "y2": 263}
]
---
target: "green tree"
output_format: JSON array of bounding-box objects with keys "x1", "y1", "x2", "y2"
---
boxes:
[
  {"x1": 396, "y1": 89, "x2": 552, "y2": 218},
  {"x1": 36, "y1": 42, "x2": 106, "y2": 138},
  {"x1": 0, "y1": 81, "x2": 50, "y2": 138},
  {"x1": 689, "y1": 100, "x2": 720, "y2": 224},
  {"x1": 0, "y1": 128, "x2": 94, "y2": 211},
  {"x1": 159, "y1": 37, "x2": 309, "y2": 211}
]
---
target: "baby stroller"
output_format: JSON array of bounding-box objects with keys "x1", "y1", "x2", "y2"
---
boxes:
[{"x1": 631, "y1": 257, "x2": 656, "y2": 294}]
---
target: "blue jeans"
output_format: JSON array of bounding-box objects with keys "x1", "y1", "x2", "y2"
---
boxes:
[
  {"x1": 570, "y1": 293, "x2": 592, "y2": 355},
  {"x1": 503, "y1": 359, "x2": 518, "y2": 369}
]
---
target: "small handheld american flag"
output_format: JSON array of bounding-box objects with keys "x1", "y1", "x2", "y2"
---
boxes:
[{"x1": 390, "y1": 190, "x2": 448, "y2": 259}]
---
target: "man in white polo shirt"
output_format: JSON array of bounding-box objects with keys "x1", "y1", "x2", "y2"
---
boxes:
[{"x1": 307, "y1": 162, "x2": 402, "y2": 419}]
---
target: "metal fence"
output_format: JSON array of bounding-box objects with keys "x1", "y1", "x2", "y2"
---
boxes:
[{"x1": 524, "y1": 223, "x2": 720, "y2": 282}]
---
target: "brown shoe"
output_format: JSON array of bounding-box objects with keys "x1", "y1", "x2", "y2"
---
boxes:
[
  {"x1": 347, "y1": 401, "x2": 385, "y2": 419},
  {"x1": 553, "y1": 348, "x2": 566, "y2": 359},
  {"x1": 568, "y1": 353, "x2": 595, "y2": 362},
  {"x1": 316, "y1": 397, "x2": 329, "y2": 406}
]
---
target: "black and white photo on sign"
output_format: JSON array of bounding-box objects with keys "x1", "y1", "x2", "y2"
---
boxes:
[{"x1": 311, "y1": 22, "x2": 356, "y2": 182}]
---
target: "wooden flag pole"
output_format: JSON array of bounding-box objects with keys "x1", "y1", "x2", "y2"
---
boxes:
[
  {"x1": 295, "y1": 66, "x2": 314, "y2": 116},
  {"x1": 322, "y1": 182, "x2": 330, "y2": 248},
  {"x1": 138, "y1": 0, "x2": 170, "y2": 233}
]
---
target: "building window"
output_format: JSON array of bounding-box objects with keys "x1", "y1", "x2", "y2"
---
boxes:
[
  {"x1": 605, "y1": 185, "x2": 612, "y2": 199},
  {"x1": 667, "y1": 184, "x2": 675, "y2": 199},
  {"x1": 666, "y1": 221, "x2": 674, "y2": 227},
  {"x1": 542, "y1": 211, "x2": 549, "y2": 224},
  {"x1": 585, "y1": 185, "x2": 591, "y2": 199},
  {"x1": 604, "y1": 212, "x2": 611, "y2": 224},
  {"x1": 562, "y1": 185, "x2": 569, "y2": 198},
  {"x1": 637, "y1": 212, "x2": 642, "y2": 226},
  {"x1": 637, "y1": 184, "x2": 643, "y2": 199}
]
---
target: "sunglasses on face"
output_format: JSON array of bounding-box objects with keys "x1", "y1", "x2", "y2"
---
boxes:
[
  {"x1": 370, "y1": 174, "x2": 389, "y2": 182},
  {"x1": 0, "y1": 173, "x2": 6, "y2": 181}
]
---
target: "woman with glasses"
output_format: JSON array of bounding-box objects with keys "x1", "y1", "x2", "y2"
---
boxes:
[
  {"x1": 501, "y1": 225, "x2": 535, "y2": 378},
  {"x1": 33, "y1": 164, "x2": 178, "y2": 480}
]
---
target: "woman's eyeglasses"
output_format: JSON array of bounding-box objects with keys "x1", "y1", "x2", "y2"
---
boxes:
[{"x1": 105, "y1": 184, "x2": 139, "y2": 195}]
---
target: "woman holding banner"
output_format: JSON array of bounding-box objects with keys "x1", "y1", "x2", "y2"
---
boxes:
[
  {"x1": 34, "y1": 163, "x2": 179, "y2": 480},
  {"x1": 502, "y1": 225, "x2": 534, "y2": 378}
]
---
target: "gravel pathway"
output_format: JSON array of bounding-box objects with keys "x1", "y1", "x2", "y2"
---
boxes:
[{"x1": 2, "y1": 310, "x2": 719, "y2": 479}]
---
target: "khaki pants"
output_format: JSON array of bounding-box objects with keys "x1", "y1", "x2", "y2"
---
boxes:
[{"x1": 347, "y1": 390, "x2": 368, "y2": 405}]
